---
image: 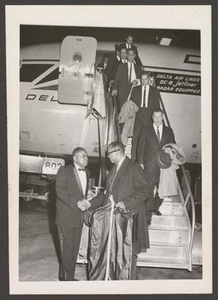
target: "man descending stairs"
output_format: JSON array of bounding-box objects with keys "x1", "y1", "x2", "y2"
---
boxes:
[{"x1": 125, "y1": 137, "x2": 202, "y2": 271}]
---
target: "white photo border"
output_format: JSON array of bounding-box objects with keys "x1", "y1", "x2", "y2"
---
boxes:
[{"x1": 6, "y1": 5, "x2": 212, "y2": 295}]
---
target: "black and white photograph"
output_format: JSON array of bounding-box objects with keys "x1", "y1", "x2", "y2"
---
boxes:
[{"x1": 6, "y1": 5, "x2": 212, "y2": 295}]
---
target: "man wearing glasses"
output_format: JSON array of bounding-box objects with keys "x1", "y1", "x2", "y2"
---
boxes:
[{"x1": 87, "y1": 141, "x2": 150, "y2": 279}]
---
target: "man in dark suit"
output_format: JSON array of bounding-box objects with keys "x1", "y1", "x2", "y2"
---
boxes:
[
  {"x1": 97, "y1": 52, "x2": 110, "y2": 72},
  {"x1": 112, "y1": 49, "x2": 142, "y2": 112},
  {"x1": 55, "y1": 147, "x2": 90, "y2": 281},
  {"x1": 89, "y1": 141, "x2": 150, "y2": 280},
  {"x1": 137, "y1": 109, "x2": 176, "y2": 221},
  {"x1": 130, "y1": 72, "x2": 161, "y2": 160},
  {"x1": 105, "y1": 45, "x2": 127, "y2": 88},
  {"x1": 119, "y1": 34, "x2": 142, "y2": 66}
]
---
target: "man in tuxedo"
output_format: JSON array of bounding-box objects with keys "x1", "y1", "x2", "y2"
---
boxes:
[
  {"x1": 55, "y1": 147, "x2": 90, "y2": 281},
  {"x1": 119, "y1": 34, "x2": 142, "y2": 66},
  {"x1": 88, "y1": 141, "x2": 150, "y2": 280},
  {"x1": 137, "y1": 109, "x2": 176, "y2": 221},
  {"x1": 130, "y1": 72, "x2": 161, "y2": 160},
  {"x1": 112, "y1": 49, "x2": 142, "y2": 112}
]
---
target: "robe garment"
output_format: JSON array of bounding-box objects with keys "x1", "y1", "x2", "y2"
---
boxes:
[{"x1": 88, "y1": 203, "x2": 133, "y2": 280}]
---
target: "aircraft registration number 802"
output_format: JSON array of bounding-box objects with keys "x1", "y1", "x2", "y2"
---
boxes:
[{"x1": 42, "y1": 158, "x2": 65, "y2": 175}]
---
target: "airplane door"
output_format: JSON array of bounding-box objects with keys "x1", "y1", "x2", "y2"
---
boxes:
[{"x1": 58, "y1": 36, "x2": 97, "y2": 105}]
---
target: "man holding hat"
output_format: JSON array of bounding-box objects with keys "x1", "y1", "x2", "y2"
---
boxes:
[{"x1": 137, "y1": 109, "x2": 176, "y2": 223}]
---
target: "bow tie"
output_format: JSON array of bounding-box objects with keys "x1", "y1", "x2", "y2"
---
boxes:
[{"x1": 78, "y1": 168, "x2": 86, "y2": 172}]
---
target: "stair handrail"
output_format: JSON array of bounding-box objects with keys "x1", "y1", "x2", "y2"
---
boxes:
[
  {"x1": 103, "y1": 78, "x2": 121, "y2": 144},
  {"x1": 159, "y1": 94, "x2": 196, "y2": 271}
]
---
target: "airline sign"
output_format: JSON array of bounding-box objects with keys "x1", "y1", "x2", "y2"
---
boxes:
[{"x1": 153, "y1": 72, "x2": 201, "y2": 96}]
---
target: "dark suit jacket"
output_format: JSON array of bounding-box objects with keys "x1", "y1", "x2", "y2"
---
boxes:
[
  {"x1": 55, "y1": 163, "x2": 90, "y2": 228},
  {"x1": 130, "y1": 85, "x2": 161, "y2": 159},
  {"x1": 119, "y1": 43, "x2": 142, "y2": 66},
  {"x1": 105, "y1": 54, "x2": 121, "y2": 81},
  {"x1": 130, "y1": 84, "x2": 161, "y2": 125},
  {"x1": 91, "y1": 156, "x2": 150, "y2": 253},
  {"x1": 137, "y1": 124, "x2": 175, "y2": 184},
  {"x1": 113, "y1": 63, "x2": 142, "y2": 111}
]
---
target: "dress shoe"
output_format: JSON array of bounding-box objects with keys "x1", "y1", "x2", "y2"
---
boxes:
[{"x1": 152, "y1": 210, "x2": 162, "y2": 216}]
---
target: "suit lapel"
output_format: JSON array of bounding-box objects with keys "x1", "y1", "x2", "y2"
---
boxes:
[
  {"x1": 150, "y1": 125, "x2": 159, "y2": 144},
  {"x1": 135, "y1": 86, "x2": 142, "y2": 107},
  {"x1": 160, "y1": 125, "x2": 167, "y2": 147},
  {"x1": 84, "y1": 170, "x2": 89, "y2": 198},
  {"x1": 124, "y1": 63, "x2": 128, "y2": 82},
  {"x1": 112, "y1": 157, "x2": 129, "y2": 190},
  {"x1": 71, "y1": 164, "x2": 84, "y2": 196},
  {"x1": 147, "y1": 85, "x2": 152, "y2": 107}
]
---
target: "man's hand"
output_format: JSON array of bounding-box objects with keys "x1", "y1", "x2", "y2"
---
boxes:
[
  {"x1": 77, "y1": 199, "x2": 91, "y2": 212},
  {"x1": 116, "y1": 201, "x2": 126, "y2": 210},
  {"x1": 140, "y1": 164, "x2": 144, "y2": 170},
  {"x1": 132, "y1": 80, "x2": 138, "y2": 86},
  {"x1": 112, "y1": 89, "x2": 117, "y2": 97}
]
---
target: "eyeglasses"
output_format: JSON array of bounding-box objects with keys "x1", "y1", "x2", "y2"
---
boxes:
[{"x1": 107, "y1": 149, "x2": 120, "y2": 157}]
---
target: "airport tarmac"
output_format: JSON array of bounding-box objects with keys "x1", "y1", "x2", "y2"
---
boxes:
[{"x1": 19, "y1": 200, "x2": 202, "y2": 281}]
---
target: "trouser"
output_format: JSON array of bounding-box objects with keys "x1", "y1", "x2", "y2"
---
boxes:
[
  {"x1": 131, "y1": 108, "x2": 151, "y2": 160},
  {"x1": 131, "y1": 253, "x2": 138, "y2": 280},
  {"x1": 131, "y1": 242, "x2": 139, "y2": 280},
  {"x1": 144, "y1": 171, "x2": 162, "y2": 221},
  {"x1": 57, "y1": 225, "x2": 83, "y2": 281}
]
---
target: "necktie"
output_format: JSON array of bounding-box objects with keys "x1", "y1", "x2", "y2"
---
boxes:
[
  {"x1": 156, "y1": 126, "x2": 161, "y2": 142},
  {"x1": 129, "y1": 63, "x2": 132, "y2": 83},
  {"x1": 143, "y1": 87, "x2": 146, "y2": 107},
  {"x1": 78, "y1": 168, "x2": 86, "y2": 172}
]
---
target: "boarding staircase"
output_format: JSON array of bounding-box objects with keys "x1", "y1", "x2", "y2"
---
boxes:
[{"x1": 123, "y1": 97, "x2": 202, "y2": 270}]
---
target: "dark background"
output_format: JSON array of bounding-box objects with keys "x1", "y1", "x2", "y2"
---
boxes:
[
  {"x1": 1, "y1": 1, "x2": 217, "y2": 300},
  {"x1": 20, "y1": 25, "x2": 200, "y2": 48}
]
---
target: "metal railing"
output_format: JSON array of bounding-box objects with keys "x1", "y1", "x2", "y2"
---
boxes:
[{"x1": 159, "y1": 94, "x2": 196, "y2": 271}]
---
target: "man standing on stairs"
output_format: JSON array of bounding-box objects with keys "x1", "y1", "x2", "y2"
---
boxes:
[
  {"x1": 119, "y1": 34, "x2": 142, "y2": 66},
  {"x1": 137, "y1": 109, "x2": 176, "y2": 224},
  {"x1": 130, "y1": 72, "x2": 161, "y2": 161},
  {"x1": 112, "y1": 49, "x2": 142, "y2": 112}
]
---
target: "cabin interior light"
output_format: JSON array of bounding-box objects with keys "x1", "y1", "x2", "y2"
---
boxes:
[{"x1": 159, "y1": 38, "x2": 172, "y2": 46}]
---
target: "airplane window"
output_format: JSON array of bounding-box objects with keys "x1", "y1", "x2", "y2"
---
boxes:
[
  {"x1": 20, "y1": 64, "x2": 53, "y2": 82},
  {"x1": 36, "y1": 67, "x2": 59, "y2": 85}
]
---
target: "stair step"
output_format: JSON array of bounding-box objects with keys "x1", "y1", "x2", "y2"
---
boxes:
[
  {"x1": 138, "y1": 246, "x2": 188, "y2": 265},
  {"x1": 141, "y1": 245, "x2": 188, "y2": 258},
  {"x1": 149, "y1": 229, "x2": 189, "y2": 246},
  {"x1": 163, "y1": 195, "x2": 181, "y2": 203},
  {"x1": 160, "y1": 202, "x2": 185, "y2": 215},
  {"x1": 137, "y1": 261, "x2": 189, "y2": 269},
  {"x1": 150, "y1": 215, "x2": 189, "y2": 230}
]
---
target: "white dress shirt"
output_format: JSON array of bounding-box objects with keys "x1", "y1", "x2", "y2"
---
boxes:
[
  {"x1": 140, "y1": 84, "x2": 150, "y2": 107},
  {"x1": 127, "y1": 61, "x2": 136, "y2": 83},
  {"x1": 74, "y1": 163, "x2": 87, "y2": 197},
  {"x1": 153, "y1": 123, "x2": 163, "y2": 141}
]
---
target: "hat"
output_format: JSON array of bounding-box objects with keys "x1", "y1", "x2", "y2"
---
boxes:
[{"x1": 156, "y1": 150, "x2": 172, "y2": 169}]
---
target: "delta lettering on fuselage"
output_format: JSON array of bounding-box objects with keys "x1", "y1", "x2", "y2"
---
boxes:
[
  {"x1": 25, "y1": 94, "x2": 58, "y2": 101},
  {"x1": 154, "y1": 72, "x2": 201, "y2": 96}
]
